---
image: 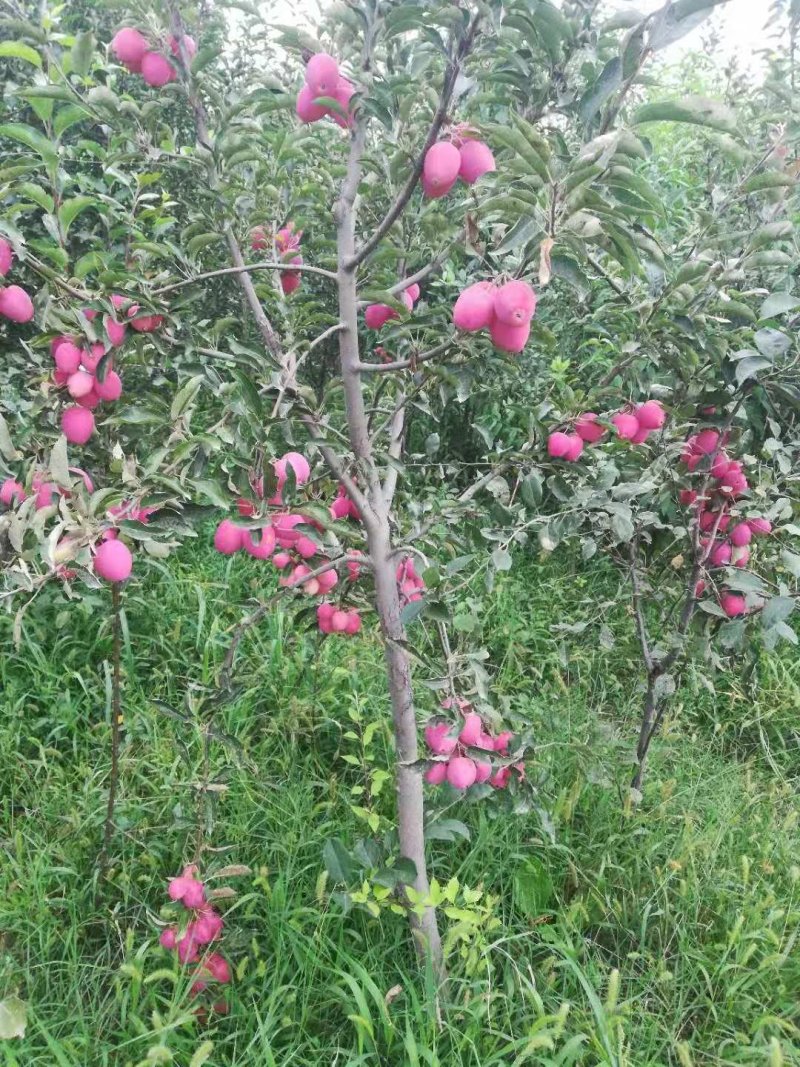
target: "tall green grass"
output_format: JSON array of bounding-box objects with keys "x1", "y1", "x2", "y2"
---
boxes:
[{"x1": 1, "y1": 537, "x2": 798, "y2": 1065}]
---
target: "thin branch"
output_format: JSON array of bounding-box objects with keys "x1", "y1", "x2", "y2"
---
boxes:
[
  {"x1": 629, "y1": 537, "x2": 653, "y2": 674},
  {"x1": 219, "y1": 552, "x2": 368, "y2": 689},
  {"x1": 357, "y1": 338, "x2": 456, "y2": 373},
  {"x1": 26, "y1": 254, "x2": 91, "y2": 301},
  {"x1": 99, "y1": 582, "x2": 123, "y2": 873},
  {"x1": 382, "y1": 394, "x2": 407, "y2": 507},
  {"x1": 152, "y1": 260, "x2": 338, "y2": 296},
  {"x1": 349, "y1": 16, "x2": 480, "y2": 269}
]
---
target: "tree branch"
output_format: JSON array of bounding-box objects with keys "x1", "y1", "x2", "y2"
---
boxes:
[
  {"x1": 382, "y1": 394, "x2": 407, "y2": 507},
  {"x1": 357, "y1": 337, "x2": 456, "y2": 373},
  {"x1": 348, "y1": 16, "x2": 480, "y2": 269},
  {"x1": 152, "y1": 261, "x2": 338, "y2": 296},
  {"x1": 629, "y1": 537, "x2": 653, "y2": 674}
]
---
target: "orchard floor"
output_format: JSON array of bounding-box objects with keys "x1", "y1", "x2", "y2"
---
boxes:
[{"x1": 1, "y1": 536, "x2": 799, "y2": 1067}]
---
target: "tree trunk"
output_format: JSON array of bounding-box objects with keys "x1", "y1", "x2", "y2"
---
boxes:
[
  {"x1": 334, "y1": 129, "x2": 443, "y2": 972},
  {"x1": 631, "y1": 678, "x2": 657, "y2": 792}
]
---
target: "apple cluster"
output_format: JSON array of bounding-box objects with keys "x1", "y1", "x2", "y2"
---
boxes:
[
  {"x1": 251, "y1": 222, "x2": 304, "y2": 296},
  {"x1": 424, "y1": 699, "x2": 524, "y2": 791},
  {"x1": 452, "y1": 279, "x2": 537, "y2": 354},
  {"x1": 51, "y1": 295, "x2": 161, "y2": 446},
  {"x1": 159, "y1": 865, "x2": 230, "y2": 1015},
  {"x1": 548, "y1": 400, "x2": 667, "y2": 462},
  {"x1": 213, "y1": 452, "x2": 364, "y2": 635},
  {"x1": 364, "y1": 279, "x2": 422, "y2": 331},
  {"x1": 679, "y1": 428, "x2": 774, "y2": 618},
  {"x1": 111, "y1": 26, "x2": 197, "y2": 87},
  {"x1": 423, "y1": 130, "x2": 496, "y2": 198},
  {"x1": 295, "y1": 52, "x2": 355, "y2": 128},
  {"x1": 0, "y1": 238, "x2": 35, "y2": 324}
]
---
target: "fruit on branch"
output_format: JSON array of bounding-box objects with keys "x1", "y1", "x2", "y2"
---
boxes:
[
  {"x1": 104, "y1": 314, "x2": 127, "y2": 347},
  {"x1": 423, "y1": 141, "x2": 461, "y2": 198},
  {"x1": 330, "y1": 484, "x2": 361, "y2": 521},
  {"x1": 141, "y1": 51, "x2": 177, "y2": 87},
  {"x1": 494, "y1": 280, "x2": 537, "y2": 327},
  {"x1": 547, "y1": 431, "x2": 571, "y2": 459},
  {"x1": 405, "y1": 282, "x2": 421, "y2": 304},
  {"x1": 95, "y1": 370, "x2": 122, "y2": 402},
  {"x1": 611, "y1": 412, "x2": 640, "y2": 440},
  {"x1": 457, "y1": 139, "x2": 496, "y2": 184},
  {"x1": 575, "y1": 413, "x2": 605, "y2": 443},
  {"x1": 424, "y1": 761, "x2": 448, "y2": 785},
  {"x1": 296, "y1": 84, "x2": 329, "y2": 123},
  {"x1": 730, "y1": 522, "x2": 752, "y2": 547},
  {"x1": 446, "y1": 756, "x2": 477, "y2": 790},
  {"x1": 489, "y1": 317, "x2": 530, "y2": 354},
  {"x1": 364, "y1": 291, "x2": 412, "y2": 330},
  {"x1": 306, "y1": 52, "x2": 339, "y2": 96},
  {"x1": 243, "y1": 524, "x2": 277, "y2": 559},
  {"x1": 452, "y1": 281, "x2": 496, "y2": 332},
  {"x1": 129, "y1": 312, "x2": 163, "y2": 332},
  {"x1": 54, "y1": 341, "x2": 82, "y2": 375},
  {"x1": 720, "y1": 592, "x2": 747, "y2": 617},
  {"x1": 0, "y1": 238, "x2": 13, "y2": 276},
  {"x1": 0, "y1": 284, "x2": 34, "y2": 323},
  {"x1": 214, "y1": 519, "x2": 244, "y2": 555},
  {"x1": 708, "y1": 540, "x2": 732, "y2": 568},
  {"x1": 425, "y1": 722, "x2": 458, "y2": 756},
  {"x1": 0, "y1": 479, "x2": 25, "y2": 506},
  {"x1": 94, "y1": 538, "x2": 133, "y2": 582},
  {"x1": 330, "y1": 78, "x2": 356, "y2": 128},
  {"x1": 397, "y1": 556, "x2": 425, "y2": 605},
  {"x1": 169, "y1": 34, "x2": 197, "y2": 60},
  {"x1": 61, "y1": 405, "x2": 95, "y2": 444},
  {"x1": 66, "y1": 370, "x2": 96, "y2": 399},
  {"x1": 748, "y1": 517, "x2": 772, "y2": 536},
  {"x1": 271, "y1": 451, "x2": 311, "y2": 503},
  {"x1": 297, "y1": 53, "x2": 354, "y2": 127},
  {"x1": 635, "y1": 400, "x2": 666, "y2": 430},
  {"x1": 111, "y1": 27, "x2": 149, "y2": 71}
]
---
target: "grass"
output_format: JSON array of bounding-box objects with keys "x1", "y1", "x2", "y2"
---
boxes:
[{"x1": 1, "y1": 534, "x2": 799, "y2": 1066}]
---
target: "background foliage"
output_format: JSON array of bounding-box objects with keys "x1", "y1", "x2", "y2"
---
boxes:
[{"x1": 0, "y1": 0, "x2": 799, "y2": 1062}]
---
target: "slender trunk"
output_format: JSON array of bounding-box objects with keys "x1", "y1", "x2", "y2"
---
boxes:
[
  {"x1": 631, "y1": 677, "x2": 657, "y2": 792},
  {"x1": 100, "y1": 582, "x2": 123, "y2": 871},
  {"x1": 335, "y1": 129, "x2": 442, "y2": 971}
]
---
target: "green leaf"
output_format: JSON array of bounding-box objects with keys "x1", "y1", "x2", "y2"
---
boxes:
[
  {"x1": 49, "y1": 435, "x2": 71, "y2": 487},
  {"x1": 170, "y1": 375, "x2": 205, "y2": 420},
  {"x1": 608, "y1": 509, "x2": 635, "y2": 543},
  {"x1": 322, "y1": 838, "x2": 357, "y2": 883},
  {"x1": 0, "y1": 412, "x2": 21, "y2": 461},
  {"x1": 754, "y1": 328, "x2": 790, "y2": 359},
  {"x1": 633, "y1": 96, "x2": 737, "y2": 134},
  {"x1": 0, "y1": 40, "x2": 41, "y2": 67},
  {"x1": 750, "y1": 221, "x2": 793, "y2": 249},
  {"x1": 759, "y1": 292, "x2": 800, "y2": 319},
  {"x1": 190, "y1": 479, "x2": 231, "y2": 509},
  {"x1": 492, "y1": 548, "x2": 513, "y2": 571},
  {"x1": 71, "y1": 31, "x2": 94, "y2": 77},
  {"x1": 58, "y1": 195, "x2": 97, "y2": 235},
  {"x1": 762, "y1": 596, "x2": 795, "y2": 630},
  {"x1": 735, "y1": 355, "x2": 772, "y2": 385},
  {"x1": 513, "y1": 857, "x2": 554, "y2": 919},
  {"x1": 0, "y1": 122, "x2": 58, "y2": 168},
  {"x1": 579, "y1": 57, "x2": 622, "y2": 123},
  {"x1": 400, "y1": 599, "x2": 426, "y2": 626},
  {"x1": 741, "y1": 171, "x2": 796, "y2": 194},
  {"x1": 0, "y1": 996, "x2": 27, "y2": 1039},
  {"x1": 15, "y1": 181, "x2": 54, "y2": 212},
  {"x1": 54, "y1": 104, "x2": 90, "y2": 139}
]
